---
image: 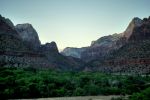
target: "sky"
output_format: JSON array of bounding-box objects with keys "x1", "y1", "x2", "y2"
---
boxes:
[{"x1": 0, "y1": 0, "x2": 150, "y2": 50}]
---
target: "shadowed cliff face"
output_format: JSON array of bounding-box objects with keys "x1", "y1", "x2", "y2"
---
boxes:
[
  {"x1": 40, "y1": 42, "x2": 59, "y2": 53},
  {"x1": 0, "y1": 15, "x2": 28, "y2": 51},
  {"x1": 0, "y1": 15, "x2": 20, "y2": 38}
]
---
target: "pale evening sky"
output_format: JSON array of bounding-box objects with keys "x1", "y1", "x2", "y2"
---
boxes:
[{"x1": 0, "y1": 0, "x2": 150, "y2": 50}]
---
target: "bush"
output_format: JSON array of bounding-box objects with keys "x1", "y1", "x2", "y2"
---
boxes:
[
  {"x1": 129, "y1": 87, "x2": 150, "y2": 100},
  {"x1": 0, "y1": 67, "x2": 150, "y2": 99}
]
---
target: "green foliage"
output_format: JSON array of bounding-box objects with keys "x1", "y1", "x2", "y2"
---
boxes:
[
  {"x1": 0, "y1": 67, "x2": 150, "y2": 99},
  {"x1": 129, "y1": 87, "x2": 150, "y2": 100},
  {"x1": 74, "y1": 87, "x2": 85, "y2": 96}
]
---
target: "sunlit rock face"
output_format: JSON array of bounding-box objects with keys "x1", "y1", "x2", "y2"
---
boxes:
[
  {"x1": 61, "y1": 47, "x2": 87, "y2": 58},
  {"x1": 91, "y1": 33, "x2": 122, "y2": 47},
  {"x1": 81, "y1": 33, "x2": 122, "y2": 62},
  {"x1": 128, "y1": 16, "x2": 150, "y2": 42},
  {"x1": 61, "y1": 33, "x2": 122, "y2": 61},
  {"x1": 123, "y1": 17, "x2": 143, "y2": 40},
  {"x1": 15, "y1": 23, "x2": 41, "y2": 51}
]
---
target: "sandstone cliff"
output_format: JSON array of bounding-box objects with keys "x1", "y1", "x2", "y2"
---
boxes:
[{"x1": 15, "y1": 23, "x2": 41, "y2": 51}]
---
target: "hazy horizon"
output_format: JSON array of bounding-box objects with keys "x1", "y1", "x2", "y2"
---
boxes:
[{"x1": 0, "y1": 0, "x2": 150, "y2": 50}]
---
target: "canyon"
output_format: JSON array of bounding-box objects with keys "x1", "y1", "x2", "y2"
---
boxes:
[{"x1": 0, "y1": 14, "x2": 150, "y2": 74}]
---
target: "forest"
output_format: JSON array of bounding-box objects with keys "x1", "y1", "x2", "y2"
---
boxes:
[{"x1": 0, "y1": 67, "x2": 150, "y2": 100}]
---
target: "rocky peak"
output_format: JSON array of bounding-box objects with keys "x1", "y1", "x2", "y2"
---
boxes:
[
  {"x1": 91, "y1": 33, "x2": 122, "y2": 47},
  {"x1": 40, "y1": 41, "x2": 59, "y2": 53},
  {"x1": 123, "y1": 17, "x2": 143, "y2": 40},
  {"x1": 128, "y1": 16, "x2": 150, "y2": 41},
  {"x1": 5, "y1": 18, "x2": 15, "y2": 29},
  {"x1": 16, "y1": 23, "x2": 34, "y2": 29},
  {"x1": 132, "y1": 17, "x2": 143, "y2": 25},
  {"x1": 15, "y1": 23, "x2": 41, "y2": 50},
  {"x1": 0, "y1": 15, "x2": 20, "y2": 40},
  {"x1": 0, "y1": 15, "x2": 15, "y2": 29}
]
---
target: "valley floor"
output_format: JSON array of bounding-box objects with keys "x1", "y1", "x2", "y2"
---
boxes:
[{"x1": 16, "y1": 95, "x2": 122, "y2": 100}]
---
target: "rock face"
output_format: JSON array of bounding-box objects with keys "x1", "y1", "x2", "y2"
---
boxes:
[
  {"x1": 15, "y1": 23, "x2": 41, "y2": 50},
  {"x1": 123, "y1": 17, "x2": 143, "y2": 40},
  {"x1": 62, "y1": 33, "x2": 123, "y2": 61},
  {"x1": 85, "y1": 16, "x2": 150, "y2": 74},
  {"x1": 0, "y1": 15, "x2": 84, "y2": 71},
  {"x1": 0, "y1": 15, "x2": 27, "y2": 51},
  {"x1": 0, "y1": 15, "x2": 19, "y2": 37},
  {"x1": 128, "y1": 16, "x2": 150, "y2": 41},
  {"x1": 81, "y1": 33, "x2": 123, "y2": 61},
  {"x1": 40, "y1": 42, "x2": 59, "y2": 53},
  {"x1": 91, "y1": 33, "x2": 122, "y2": 47},
  {"x1": 61, "y1": 47, "x2": 87, "y2": 58},
  {"x1": 3, "y1": 18, "x2": 15, "y2": 29}
]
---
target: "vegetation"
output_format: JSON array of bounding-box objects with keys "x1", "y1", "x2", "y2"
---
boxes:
[
  {"x1": 0, "y1": 67, "x2": 150, "y2": 99},
  {"x1": 129, "y1": 87, "x2": 150, "y2": 100}
]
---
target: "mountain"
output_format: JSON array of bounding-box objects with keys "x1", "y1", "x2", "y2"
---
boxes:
[
  {"x1": 0, "y1": 15, "x2": 28, "y2": 51},
  {"x1": 39, "y1": 42, "x2": 84, "y2": 71},
  {"x1": 0, "y1": 15, "x2": 84, "y2": 71},
  {"x1": 61, "y1": 47, "x2": 87, "y2": 58},
  {"x1": 15, "y1": 23, "x2": 41, "y2": 51},
  {"x1": 1, "y1": 14, "x2": 150, "y2": 74},
  {"x1": 85, "y1": 16, "x2": 150, "y2": 74},
  {"x1": 62, "y1": 17, "x2": 145, "y2": 62}
]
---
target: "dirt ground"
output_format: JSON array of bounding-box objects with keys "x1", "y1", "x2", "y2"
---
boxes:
[{"x1": 17, "y1": 95, "x2": 122, "y2": 100}]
